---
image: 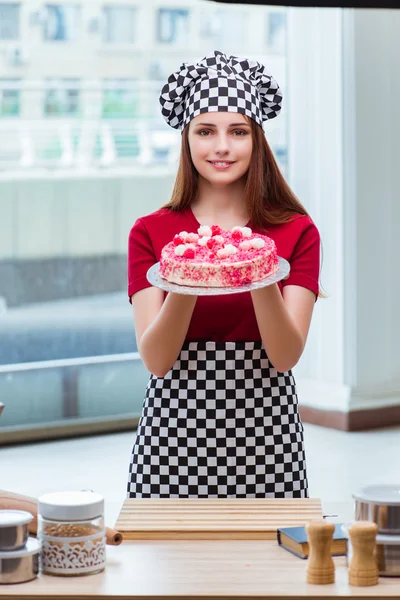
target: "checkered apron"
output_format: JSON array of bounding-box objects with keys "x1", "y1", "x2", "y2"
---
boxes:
[{"x1": 127, "y1": 341, "x2": 308, "y2": 498}]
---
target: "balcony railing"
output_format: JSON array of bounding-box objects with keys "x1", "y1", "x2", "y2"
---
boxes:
[{"x1": 0, "y1": 80, "x2": 181, "y2": 171}]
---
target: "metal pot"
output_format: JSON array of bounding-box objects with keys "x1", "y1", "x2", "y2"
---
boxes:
[
  {"x1": 353, "y1": 484, "x2": 400, "y2": 534},
  {"x1": 0, "y1": 511, "x2": 33, "y2": 551},
  {"x1": 0, "y1": 537, "x2": 41, "y2": 584}
]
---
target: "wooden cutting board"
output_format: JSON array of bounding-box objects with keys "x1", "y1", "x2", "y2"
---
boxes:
[{"x1": 115, "y1": 498, "x2": 323, "y2": 540}]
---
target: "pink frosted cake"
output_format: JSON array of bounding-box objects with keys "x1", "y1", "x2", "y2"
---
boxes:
[{"x1": 159, "y1": 225, "x2": 279, "y2": 287}]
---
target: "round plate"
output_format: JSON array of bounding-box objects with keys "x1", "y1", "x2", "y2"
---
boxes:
[{"x1": 146, "y1": 256, "x2": 290, "y2": 296}]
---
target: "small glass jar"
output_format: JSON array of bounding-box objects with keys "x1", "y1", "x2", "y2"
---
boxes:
[{"x1": 37, "y1": 491, "x2": 106, "y2": 577}]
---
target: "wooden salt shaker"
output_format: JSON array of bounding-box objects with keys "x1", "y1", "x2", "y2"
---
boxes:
[
  {"x1": 306, "y1": 520, "x2": 335, "y2": 584},
  {"x1": 348, "y1": 521, "x2": 379, "y2": 586}
]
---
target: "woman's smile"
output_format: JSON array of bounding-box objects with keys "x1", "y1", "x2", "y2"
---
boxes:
[{"x1": 207, "y1": 160, "x2": 236, "y2": 170}]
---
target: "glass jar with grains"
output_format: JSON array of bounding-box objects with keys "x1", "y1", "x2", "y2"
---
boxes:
[{"x1": 37, "y1": 491, "x2": 106, "y2": 576}]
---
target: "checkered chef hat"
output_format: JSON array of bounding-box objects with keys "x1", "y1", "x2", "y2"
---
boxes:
[{"x1": 159, "y1": 50, "x2": 283, "y2": 130}]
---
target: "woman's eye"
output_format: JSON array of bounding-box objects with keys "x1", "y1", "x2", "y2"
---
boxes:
[
  {"x1": 233, "y1": 130, "x2": 247, "y2": 136},
  {"x1": 198, "y1": 129, "x2": 211, "y2": 136}
]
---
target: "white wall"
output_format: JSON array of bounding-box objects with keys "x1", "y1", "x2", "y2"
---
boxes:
[
  {"x1": 288, "y1": 7, "x2": 400, "y2": 416},
  {"x1": 352, "y1": 9, "x2": 400, "y2": 399}
]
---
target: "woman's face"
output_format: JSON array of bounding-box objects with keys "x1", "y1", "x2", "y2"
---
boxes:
[{"x1": 187, "y1": 112, "x2": 253, "y2": 186}]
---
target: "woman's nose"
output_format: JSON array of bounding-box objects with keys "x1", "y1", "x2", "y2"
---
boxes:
[{"x1": 213, "y1": 134, "x2": 230, "y2": 155}]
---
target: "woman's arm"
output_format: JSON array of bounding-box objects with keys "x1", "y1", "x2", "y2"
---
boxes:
[
  {"x1": 132, "y1": 287, "x2": 197, "y2": 377},
  {"x1": 250, "y1": 284, "x2": 316, "y2": 373}
]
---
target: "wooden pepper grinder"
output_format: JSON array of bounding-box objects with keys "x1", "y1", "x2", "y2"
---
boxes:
[
  {"x1": 306, "y1": 520, "x2": 335, "y2": 584},
  {"x1": 348, "y1": 521, "x2": 379, "y2": 586}
]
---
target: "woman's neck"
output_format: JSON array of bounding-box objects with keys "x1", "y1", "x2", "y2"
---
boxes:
[{"x1": 191, "y1": 176, "x2": 249, "y2": 229}]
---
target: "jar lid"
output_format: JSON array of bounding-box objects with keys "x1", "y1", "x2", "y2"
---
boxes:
[
  {"x1": 38, "y1": 491, "x2": 104, "y2": 521},
  {"x1": 353, "y1": 484, "x2": 400, "y2": 505},
  {"x1": 0, "y1": 510, "x2": 33, "y2": 527},
  {"x1": 0, "y1": 537, "x2": 41, "y2": 559}
]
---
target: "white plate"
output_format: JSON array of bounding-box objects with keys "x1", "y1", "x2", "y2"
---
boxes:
[{"x1": 146, "y1": 256, "x2": 290, "y2": 296}]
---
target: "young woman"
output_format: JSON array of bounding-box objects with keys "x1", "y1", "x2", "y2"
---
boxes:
[{"x1": 127, "y1": 51, "x2": 320, "y2": 499}]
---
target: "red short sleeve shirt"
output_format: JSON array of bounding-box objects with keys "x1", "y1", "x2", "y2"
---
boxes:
[{"x1": 128, "y1": 207, "x2": 320, "y2": 342}]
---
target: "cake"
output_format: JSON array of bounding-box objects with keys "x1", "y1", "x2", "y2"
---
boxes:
[{"x1": 159, "y1": 224, "x2": 279, "y2": 287}]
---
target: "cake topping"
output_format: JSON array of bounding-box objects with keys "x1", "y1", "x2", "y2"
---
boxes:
[
  {"x1": 206, "y1": 238, "x2": 218, "y2": 249},
  {"x1": 211, "y1": 225, "x2": 222, "y2": 236},
  {"x1": 172, "y1": 225, "x2": 268, "y2": 260},
  {"x1": 239, "y1": 240, "x2": 252, "y2": 251},
  {"x1": 197, "y1": 236, "x2": 211, "y2": 247},
  {"x1": 174, "y1": 244, "x2": 187, "y2": 256},
  {"x1": 241, "y1": 227, "x2": 252, "y2": 238},
  {"x1": 217, "y1": 244, "x2": 238, "y2": 258},
  {"x1": 186, "y1": 232, "x2": 199, "y2": 243},
  {"x1": 232, "y1": 229, "x2": 244, "y2": 241},
  {"x1": 213, "y1": 235, "x2": 224, "y2": 245},
  {"x1": 183, "y1": 247, "x2": 195, "y2": 258},
  {"x1": 173, "y1": 235, "x2": 185, "y2": 246},
  {"x1": 198, "y1": 225, "x2": 213, "y2": 237},
  {"x1": 251, "y1": 238, "x2": 265, "y2": 249},
  {"x1": 232, "y1": 226, "x2": 252, "y2": 238}
]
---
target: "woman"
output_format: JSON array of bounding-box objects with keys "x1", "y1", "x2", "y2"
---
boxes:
[{"x1": 127, "y1": 50, "x2": 320, "y2": 498}]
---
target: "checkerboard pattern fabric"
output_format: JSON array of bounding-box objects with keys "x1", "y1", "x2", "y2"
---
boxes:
[
  {"x1": 127, "y1": 341, "x2": 308, "y2": 498},
  {"x1": 159, "y1": 50, "x2": 283, "y2": 130}
]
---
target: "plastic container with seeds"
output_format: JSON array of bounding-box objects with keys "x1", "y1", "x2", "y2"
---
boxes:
[{"x1": 37, "y1": 491, "x2": 106, "y2": 577}]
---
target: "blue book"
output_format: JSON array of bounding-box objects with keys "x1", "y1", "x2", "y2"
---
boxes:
[{"x1": 277, "y1": 523, "x2": 347, "y2": 559}]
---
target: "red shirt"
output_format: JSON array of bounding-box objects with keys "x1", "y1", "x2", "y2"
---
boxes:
[{"x1": 128, "y1": 207, "x2": 320, "y2": 342}]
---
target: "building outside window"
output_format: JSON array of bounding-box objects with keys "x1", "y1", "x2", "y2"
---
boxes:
[
  {"x1": 44, "y1": 79, "x2": 80, "y2": 116},
  {"x1": 43, "y1": 4, "x2": 80, "y2": 41},
  {"x1": 0, "y1": 80, "x2": 20, "y2": 117},
  {"x1": 267, "y1": 11, "x2": 287, "y2": 54},
  {"x1": 157, "y1": 8, "x2": 189, "y2": 45},
  {"x1": 199, "y1": 8, "x2": 247, "y2": 47},
  {"x1": 102, "y1": 6, "x2": 136, "y2": 44},
  {"x1": 0, "y1": 3, "x2": 20, "y2": 40}
]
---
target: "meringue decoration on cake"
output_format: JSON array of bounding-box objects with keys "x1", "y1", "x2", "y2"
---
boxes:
[{"x1": 159, "y1": 225, "x2": 279, "y2": 287}]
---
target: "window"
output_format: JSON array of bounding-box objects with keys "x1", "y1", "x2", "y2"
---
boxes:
[
  {"x1": 44, "y1": 79, "x2": 80, "y2": 116},
  {"x1": 102, "y1": 6, "x2": 136, "y2": 44},
  {"x1": 267, "y1": 11, "x2": 287, "y2": 54},
  {"x1": 157, "y1": 9, "x2": 189, "y2": 45},
  {"x1": 102, "y1": 79, "x2": 137, "y2": 118},
  {"x1": 199, "y1": 8, "x2": 246, "y2": 47},
  {"x1": 43, "y1": 4, "x2": 80, "y2": 41},
  {"x1": 0, "y1": 3, "x2": 20, "y2": 40},
  {"x1": 0, "y1": 80, "x2": 20, "y2": 117}
]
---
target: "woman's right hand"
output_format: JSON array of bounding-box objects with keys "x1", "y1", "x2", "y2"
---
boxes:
[{"x1": 132, "y1": 287, "x2": 197, "y2": 377}]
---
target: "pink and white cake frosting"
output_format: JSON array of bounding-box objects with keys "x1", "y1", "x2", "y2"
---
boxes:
[{"x1": 159, "y1": 224, "x2": 279, "y2": 287}]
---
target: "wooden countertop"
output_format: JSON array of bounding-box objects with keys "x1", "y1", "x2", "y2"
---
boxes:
[
  {"x1": 1, "y1": 500, "x2": 399, "y2": 599},
  {"x1": 1, "y1": 538, "x2": 400, "y2": 599}
]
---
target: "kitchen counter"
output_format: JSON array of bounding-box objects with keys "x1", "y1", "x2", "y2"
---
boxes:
[{"x1": 1, "y1": 501, "x2": 399, "y2": 599}]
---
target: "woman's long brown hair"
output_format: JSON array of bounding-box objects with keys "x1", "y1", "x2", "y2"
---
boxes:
[{"x1": 163, "y1": 116, "x2": 309, "y2": 229}]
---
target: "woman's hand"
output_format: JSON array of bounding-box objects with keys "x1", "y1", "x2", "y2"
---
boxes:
[
  {"x1": 132, "y1": 287, "x2": 197, "y2": 377},
  {"x1": 250, "y1": 283, "x2": 316, "y2": 372}
]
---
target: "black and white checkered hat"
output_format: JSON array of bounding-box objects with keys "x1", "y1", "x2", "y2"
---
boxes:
[{"x1": 159, "y1": 50, "x2": 282, "y2": 130}]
